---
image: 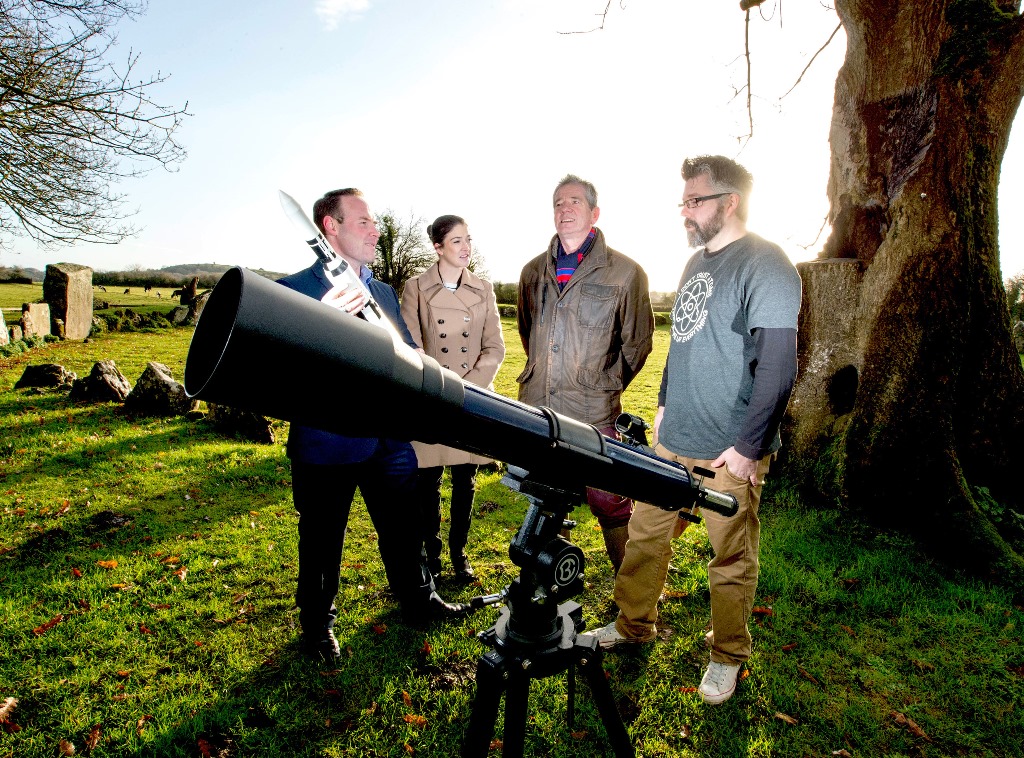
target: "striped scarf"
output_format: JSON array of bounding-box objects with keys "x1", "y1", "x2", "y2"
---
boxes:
[{"x1": 555, "y1": 227, "x2": 597, "y2": 291}]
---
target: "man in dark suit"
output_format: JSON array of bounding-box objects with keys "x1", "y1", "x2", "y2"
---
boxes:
[{"x1": 278, "y1": 188, "x2": 466, "y2": 660}]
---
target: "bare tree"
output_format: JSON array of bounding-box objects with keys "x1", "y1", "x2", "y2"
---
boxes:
[
  {"x1": 370, "y1": 209, "x2": 435, "y2": 295},
  {"x1": 0, "y1": 0, "x2": 189, "y2": 248}
]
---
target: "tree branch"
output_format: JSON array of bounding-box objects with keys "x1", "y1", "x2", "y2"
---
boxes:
[{"x1": 780, "y1": 23, "x2": 843, "y2": 99}]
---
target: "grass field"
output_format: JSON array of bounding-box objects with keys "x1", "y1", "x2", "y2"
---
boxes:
[{"x1": 0, "y1": 317, "x2": 1022, "y2": 757}]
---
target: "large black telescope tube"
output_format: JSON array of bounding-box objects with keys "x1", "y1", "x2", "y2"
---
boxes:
[{"x1": 185, "y1": 267, "x2": 737, "y2": 516}]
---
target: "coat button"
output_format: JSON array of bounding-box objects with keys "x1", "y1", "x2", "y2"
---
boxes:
[
  {"x1": 438, "y1": 319, "x2": 445, "y2": 324},
  {"x1": 461, "y1": 346, "x2": 468, "y2": 352},
  {"x1": 440, "y1": 333, "x2": 446, "y2": 338},
  {"x1": 441, "y1": 347, "x2": 449, "y2": 353},
  {"x1": 462, "y1": 331, "x2": 469, "y2": 337},
  {"x1": 461, "y1": 363, "x2": 468, "y2": 369},
  {"x1": 463, "y1": 316, "x2": 470, "y2": 322},
  {"x1": 552, "y1": 345, "x2": 559, "y2": 353}
]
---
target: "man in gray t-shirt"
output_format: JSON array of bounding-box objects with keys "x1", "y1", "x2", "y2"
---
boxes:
[{"x1": 582, "y1": 155, "x2": 802, "y2": 706}]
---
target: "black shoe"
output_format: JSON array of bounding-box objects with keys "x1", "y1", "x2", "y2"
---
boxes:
[
  {"x1": 451, "y1": 555, "x2": 476, "y2": 584},
  {"x1": 302, "y1": 628, "x2": 341, "y2": 661},
  {"x1": 403, "y1": 592, "x2": 471, "y2": 629}
]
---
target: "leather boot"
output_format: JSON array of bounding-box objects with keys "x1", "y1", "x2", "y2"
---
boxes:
[{"x1": 602, "y1": 525, "x2": 630, "y2": 576}]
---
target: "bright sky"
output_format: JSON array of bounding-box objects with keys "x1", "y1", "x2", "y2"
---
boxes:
[{"x1": 3, "y1": 0, "x2": 1023, "y2": 290}]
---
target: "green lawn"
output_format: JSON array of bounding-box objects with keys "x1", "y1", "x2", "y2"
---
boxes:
[{"x1": 0, "y1": 320, "x2": 1021, "y2": 757}]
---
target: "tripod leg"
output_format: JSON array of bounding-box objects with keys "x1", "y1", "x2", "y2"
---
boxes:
[
  {"x1": 575, "y1": 645, "x2": 635, "y2": 758},
  {"x1": 461, "y1": 650, "x2": 508, "y2": 758},
  {"x1": 501, "y1": 670, "x2": 531, "y2": 758},
  {"x1": 566, "y1": 660, "x2": 576, "y2": 729}
]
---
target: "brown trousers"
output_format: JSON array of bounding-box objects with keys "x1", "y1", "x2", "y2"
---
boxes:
[{"x1": 613, "y1": 444, "x2": 772, "y2": 665}]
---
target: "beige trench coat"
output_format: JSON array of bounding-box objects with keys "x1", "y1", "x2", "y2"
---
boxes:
[{"x1": 401, "y1": 263, "x2": 506, "y2": 468}]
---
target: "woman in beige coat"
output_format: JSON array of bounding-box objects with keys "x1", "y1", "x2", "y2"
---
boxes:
[{"x1": 401, "y1": 215, "x2": 505, "y2": 583}]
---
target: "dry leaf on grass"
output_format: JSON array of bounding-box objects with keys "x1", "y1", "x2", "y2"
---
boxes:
[
  {"x1": 404, "y1": 714, "x2": 427, "y2": 728},
  {"x1": 774, "y1": 711, "x2": 799, "y2": 725},
  {"x1": 32, "y1": 614, "x2": 64, "y2": 636},
  {"x1": 0, "y1": 698, "x2": 17, "y2": 722},
  {"x1": 891, "y1": 711, "x2": 932, "y2": 741},
  {"x1": 96, "y1": 560, "x2": 117, "y2": 570},
  {"x1": 58, "y1": 738, "x2": 75, "y2": 755},
  {"x1": 798, "y1": 667, "x2": 820, "y2": 685},
  {"x1": 751, "y1": 606, "x2": 774, "y2": 616},
  {"x1": 136, "y1": 714, "x2": 153, "y2": 736},
  {"x1": 85, "y1": 724, "x2": 101, "y2": 750},
  {"x1": 402, "y1": 691, "x2": 413, "y2": 707},
  {"x1": 197, "y1": 737, "x2": 214, "y2": 758},
  {"x1": 832, "y1": 750, "x2": 853, "y2": 757}
]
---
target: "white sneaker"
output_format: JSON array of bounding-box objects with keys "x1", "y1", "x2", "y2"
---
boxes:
[
  {"x1": 699, "y1": 660, "x2": 742, "y2": 704},
  {"x1": 580, "y1": 622, "x2": 644, "y2": 650}
]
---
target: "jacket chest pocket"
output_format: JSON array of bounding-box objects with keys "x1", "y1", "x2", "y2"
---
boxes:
[{"x1": 577, "y1": 284, "x2": 619, "y2": 328}]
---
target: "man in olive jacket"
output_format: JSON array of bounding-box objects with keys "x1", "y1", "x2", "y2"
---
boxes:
[{"x1": 517, "y1": 174, "x2": 655, "y2": 573}]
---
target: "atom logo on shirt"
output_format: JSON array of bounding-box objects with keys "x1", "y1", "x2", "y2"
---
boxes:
[{"x1": 672, "y1": 272, "x2": 713, "y2": 343}]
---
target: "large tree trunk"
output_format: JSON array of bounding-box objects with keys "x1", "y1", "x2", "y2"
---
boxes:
[{"x1": 787, "y1": 0, "x2": 1024, "y2": 582}]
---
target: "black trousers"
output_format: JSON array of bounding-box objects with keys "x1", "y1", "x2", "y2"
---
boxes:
[
  {"x1": 291, "y1": 440, "x2": 432, "y2": 631},
  {"x1": 415, "y1": 463, "x2": 478, "y2": 563}
]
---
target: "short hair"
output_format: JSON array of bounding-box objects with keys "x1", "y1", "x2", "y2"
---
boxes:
[
  {"x1": 553, "y1": 174, "x2": 598, "y2": 209},
  {"x1": 681, "y1": 156, "x2": 753, "y2": 221},
  {"x1": 312, "y1": 188, "x2": 364, "y2": 234},
  {"x1": 427, "y1": 215, "x2": 467, "y2": 247}
]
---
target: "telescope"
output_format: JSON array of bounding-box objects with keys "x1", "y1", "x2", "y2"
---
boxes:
[
  {"x1": 184, "y1": 266, "x2": 737, "y2": 519},
  {"x1": 184, "y1": 266, "x2": 737, "y2": 758}
]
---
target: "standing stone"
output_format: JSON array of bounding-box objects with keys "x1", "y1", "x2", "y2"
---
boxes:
[
  {"x1": 43, "y1": 263, "x2": 93, "y2": 339},
  {"x1": 69, "y1": 360, "x2": 132, "y2": 402},
  {"x1": 9, "y1": 324, "x2": 23, "y2": 342},
  {"x1": 14, "y1": 364, "x2": 77, "y2": 389},
  {"x1": 21, "y1": 302, "x2": 51, "y2": 338},
  {"x1": 124, "y1": 362, "x2": 198, "y2": 416},
  {"x1": 0, "y1": 310, "x2": 7, "y2": 346}
]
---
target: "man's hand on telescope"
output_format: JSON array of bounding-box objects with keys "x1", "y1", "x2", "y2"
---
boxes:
[
  {"x1": 320, "y1": 283, "x2": 368, "y2": 315},
  {"x1": 712, "y1": 446, "x2": 759, "y2": 486}
]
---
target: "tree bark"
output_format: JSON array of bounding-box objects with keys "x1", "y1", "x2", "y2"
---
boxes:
[{"x1": 787, "y1": 0, "x2": 1024, "y2": 582}]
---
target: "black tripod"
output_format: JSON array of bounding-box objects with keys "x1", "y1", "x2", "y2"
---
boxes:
[{"x1": 461, "y1": 468, "x2": 635, "y2": 758}]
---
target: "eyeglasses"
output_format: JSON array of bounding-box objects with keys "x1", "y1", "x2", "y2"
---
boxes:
[{"x1": 678, "y1": 193, "x2": 733, "y2": 210}]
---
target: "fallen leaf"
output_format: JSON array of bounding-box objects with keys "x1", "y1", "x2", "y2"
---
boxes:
[
  {"x1": 117, "y1": 670, "x2": 131, "y2": 678},
  {"x1": 71, "y1": 567, "x2": 82, "y2": 578},
  {"x1": 404, "y1": 744, "x2": 415, "y2": 755},
  {"x1": 56, "y1": 501, "x2": 71, "y2": 516},
  {"x1": 798, "y1": 667, "x2": 820, "y2": 685},
  {"x1": 404, "y1": 714, "x2": 427, "y2": 727},
  {"x1": 489, "y1": 740, "x2": 503, "y2": 750},
  {"x1": 364, "y1": 702, "x2": 378, "y2": 715},
  {"x1": 320, "y1": 669, "x2": 342, "y2": 676},
  {"x1": 160, "y1": 556, "x2": 180, "y2": 565},
  {"x1": 739, "y1": 669, "x2": 750, "y2": 681},
  {"x1": 324, "y1": 689, "x2": 340, "y2": 696},
  {"x1": 230, "y1": 593, "x2": 248, "y2": 605},
  {"x1": 372, "y1": 624, "x2": 387, "y2": 635},
  {"x1": 32, "y1": 613, "x2": 65, "y2": 636},
  {"x1": 751, "y1": 606, "x2": 774, "y2": 616},
  {"x1": 197, "y1": 737, "x2": 214, "y2": 758},
  {"x1": 781, "y1": 642, "x2": 798, "y2": 652},
  {"x1": 832, "y1": 750, "x2": 853, "y2": 757},
  {"x1": 138, "y1": 624, "x2": 153, "y2": 635},
  {"x1": 173, "y1": 566, "x2": 188, "y2": 582},
  {"x1": 913, "y1": 659, "x2": 936, "y2": 672},
  {"x1": 148, "y1": 603, "x2": 171, "y2": 610},
  {"x1": 420, "y1": 641, "x2": 432, "y2": 655},
  {"x1": 891, "y1": 711, "x2": 931, "y2": 742},
  {"x1": 110, "y1": 583, "x2": 129, "y2": 590},
  {"x1": 402, "y1": 691, "x2": 413, "y2": 707},
  {"x1": 194, "y1": 640, "x2": 204, "y2": 647},
  {"x1": 85, "y1": 724, "x2": 101, "y2": 750},
  {"x1": 136, "y1": 714, "x2": 153, "y2": 736},
  {"x1": 680, "y1": 724, "x2": 692, "y2": 739},
  {"x1": 96, "y1": 560, "x2": 118, "y2": 570},
  {"x1": 678, "y1": 686, "x2": 698, "y2": 693},
  {"x1": 839, "y1": 624, "x2": 856, "y2": 637},
  {"x1": 774, "y1": 711, "x2": 799, "y2": 725},
  {"x1": 58, "y1": 738, "x2": 75, "y2": 755},
  {"x1": 841, "y1": 578, "x2": 860, "y2": 589},
  {"x1": 0, "y1": 698, "x2": 17, "y2": 722},
  {"x1": 570, "y1": 729, "x2": 588, "y2": 739}
]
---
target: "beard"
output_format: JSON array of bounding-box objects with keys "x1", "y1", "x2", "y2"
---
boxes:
[{"x1": 685, "y1": 202, "x2": 727, "y2": 248}]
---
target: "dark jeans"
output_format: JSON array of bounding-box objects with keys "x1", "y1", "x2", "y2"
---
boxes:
[
  {"x1": 291, "y1": 440, "x2": 432, "y2": 632},
  {"x1": 415, "y1": 463, "x2": 478, "y2": 563}
]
